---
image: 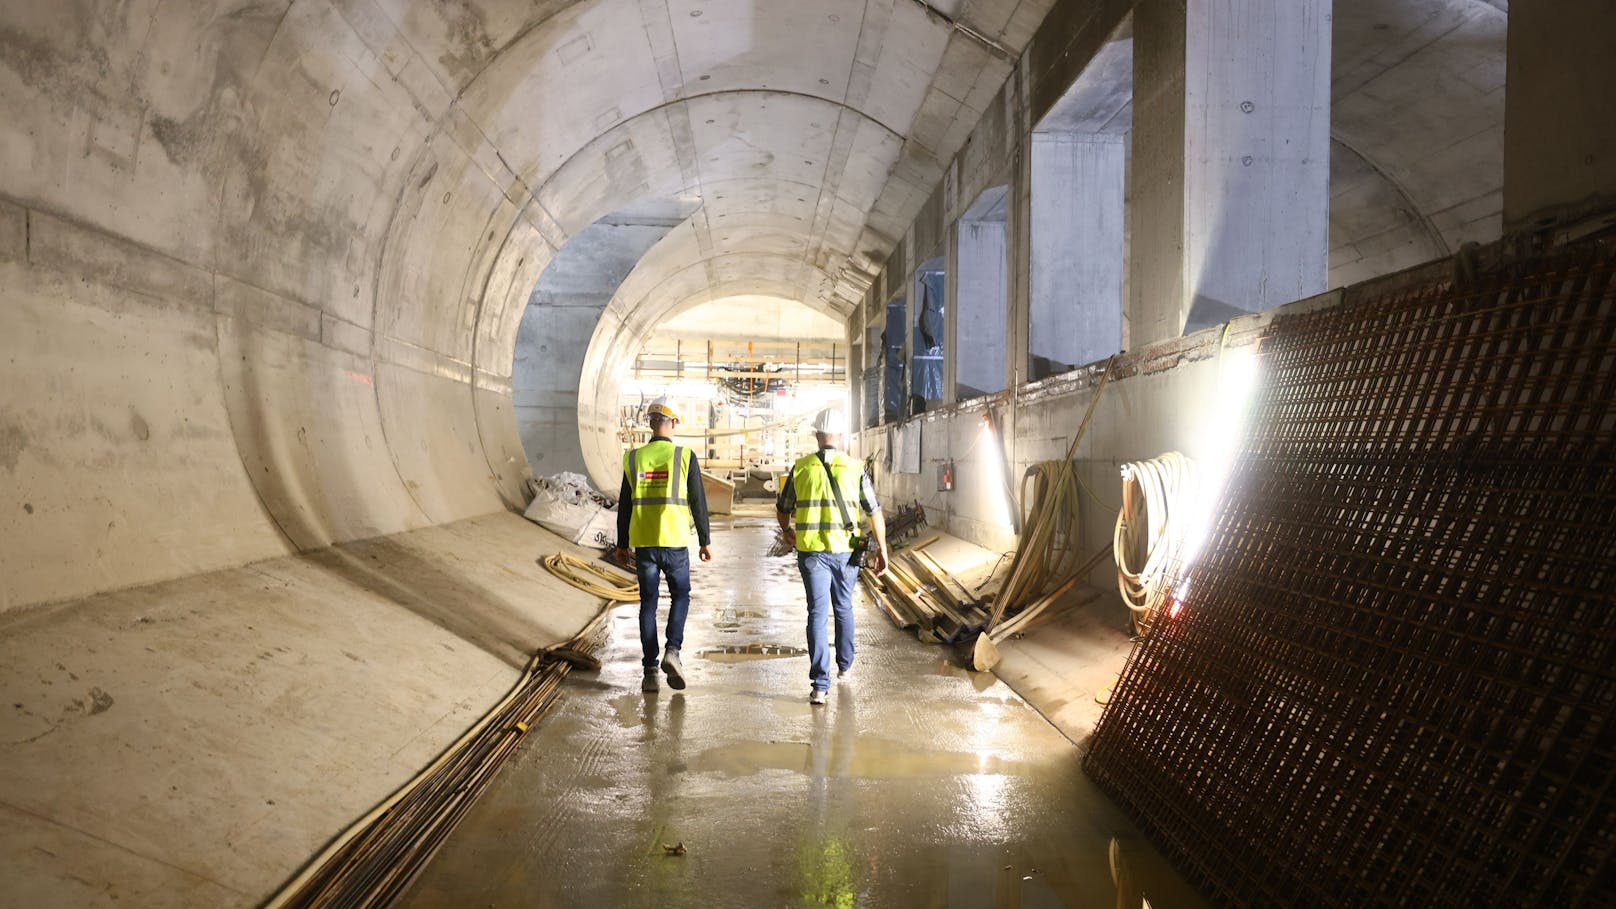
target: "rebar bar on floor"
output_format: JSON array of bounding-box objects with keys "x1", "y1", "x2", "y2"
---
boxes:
[{"x1": 264, "y1": 608, "x2": 615, "y2": 909}]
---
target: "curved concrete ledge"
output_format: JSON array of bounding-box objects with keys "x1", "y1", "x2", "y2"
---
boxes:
[{"x1": 0, "y1": 512, "x2": 607, "y2": 906}]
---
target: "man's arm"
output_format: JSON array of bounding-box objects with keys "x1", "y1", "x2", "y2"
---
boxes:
[
  {"x1": 774, "y1": 471, "x2": 796, "y2": 547},
  {"x1": 686, "y1": 451, "x2": 713, "y2": 560},
  {"x1": 859, "y1": 472, "x2": 888, "y2": 574},
  {"x1": 614, "y1": 474, "x2": 633, "y2": 558}
]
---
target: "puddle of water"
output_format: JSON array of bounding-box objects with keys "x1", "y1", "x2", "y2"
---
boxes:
[
  {"x1": 696, "y1": 643, "x2": 808, "y2": 662},
  {"x1": 689, "y1": 737, "x2": 1020, "y2": 779},
  {"x1": 932, "y1": 659, "x2": 1003, "y2": 692},
  {"x1": 710, "y1": 605, "x2": 770, "y2": 630}
]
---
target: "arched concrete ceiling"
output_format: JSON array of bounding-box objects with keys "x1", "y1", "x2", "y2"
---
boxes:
[{"x1": 658, "y1": 296, "x2": 847, "y2": 340}]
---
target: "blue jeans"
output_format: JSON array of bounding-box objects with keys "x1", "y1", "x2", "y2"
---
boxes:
[
  {"x1": 798, "y1": 550, "x2": 857, "y2": 691},
  {"x1": 635, "y1": 547, "x2": 690, "y2": 668}
]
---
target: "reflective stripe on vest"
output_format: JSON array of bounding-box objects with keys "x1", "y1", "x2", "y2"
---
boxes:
[
  {"x1": 624, "y1": 444, "x2": 693, "y2": 548},
  {"x1": 792, "y1": 451, "x2": 863, "y2": 552}
]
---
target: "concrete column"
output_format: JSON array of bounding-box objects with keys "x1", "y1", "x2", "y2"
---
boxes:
[
  {"x1": 1030, "y1": 133, "x2": 1126, "y2": 375},
  {"x1": 1129, "y1": 0, "x2": 1331, "y2": 344},
  {"x1": 1505, "y1": 1, "x2": 1616, "y2": 229},
  {"x1": 956, "y1": 205, "x2": 1009, "y2": 398},
  {"x1": 1008, "y1": 147, "x2": 1033, "y2": 393}
]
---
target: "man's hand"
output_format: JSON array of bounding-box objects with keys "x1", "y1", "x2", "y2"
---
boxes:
[
  {"x1": 782, "y1": 528, "x2": 797, "y2": 550},
  {"x1": 868, "y1": 547, "x2": 888, "y2": 576},
  {"x1": 614, "y1": 547, "x2": 632, "y2": 564},
  {"x1": 699, "y1": 545, "x2": 713, "y2": 562}
]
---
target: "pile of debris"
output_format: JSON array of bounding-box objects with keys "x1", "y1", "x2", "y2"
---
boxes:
[{"x1": 522, "y1": 472, "x2": 618, "y2": 547}]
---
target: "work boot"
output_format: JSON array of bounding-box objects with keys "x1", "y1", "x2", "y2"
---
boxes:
[
  {"x1": 641, "y1": 667, "x2": 659, "y2": 693},
  {"x1": 661, "y1": 648, "x2": 687, "y2": 690},
  {"x1": 809, "y1": 689, "x2": 828, "y2": 706}
]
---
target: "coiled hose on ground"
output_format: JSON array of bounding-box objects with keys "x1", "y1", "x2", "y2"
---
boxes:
[
  {"x1": 541, "y1": 552, "x2": 640, "y2": 602},
  {"x1": 1113, "y1": 452, "x2": 1198, "y2": 634}
]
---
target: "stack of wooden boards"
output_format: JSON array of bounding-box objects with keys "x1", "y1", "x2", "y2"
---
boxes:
[
  {"x1": 862, "y1": 532, "x2": 1101, "y2": 670},
  {"x1": 859, "y1": 534, "x2": 991, "y2": 644}
]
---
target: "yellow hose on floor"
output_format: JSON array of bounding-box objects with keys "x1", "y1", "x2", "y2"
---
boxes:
[
  {"x1": 542, "y1": 552, "x2": 640, "y2": 602},
  {"x1": 1114, "y1": 452, "x2": 1198, "y2": 634}
]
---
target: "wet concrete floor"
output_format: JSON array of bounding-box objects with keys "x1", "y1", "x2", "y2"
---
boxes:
[{"x1": 401, "y1": 516, "x2": 1206, "y2": 908}]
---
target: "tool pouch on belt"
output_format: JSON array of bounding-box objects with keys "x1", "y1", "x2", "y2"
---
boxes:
[{"x1": 817, "y1": 453, "x2": 868, "y2": 568}]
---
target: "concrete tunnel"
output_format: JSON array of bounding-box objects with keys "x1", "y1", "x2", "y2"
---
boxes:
[{"x1": 2, "y1": 0, "x2": 1614, "y2": 906}]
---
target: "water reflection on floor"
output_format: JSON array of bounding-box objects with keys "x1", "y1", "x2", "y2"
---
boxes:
[{"x1": 400, "y1": 517, "x2": 1205, "y2": 909}]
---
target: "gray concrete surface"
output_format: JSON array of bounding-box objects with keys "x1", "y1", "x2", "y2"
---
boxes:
[
  {"x1": 1030, "y1": 133, "x2": 1126, "y2": 372},
  {"x1": 0, "y1": 513, "x2": 603, "y2": 906},
  {"x1": 400, "y1": 516, "x2": 1204, "y2": 908},
  {"x1": 0, "y1": 0, "x2": 1059, "y2": 609},
  {"x1": 1131, "y1": 0, "x2": 1332, "y2": 343},
  {"x1": 1505, "y1": 0, "x2": 1616, "y2": 228}
]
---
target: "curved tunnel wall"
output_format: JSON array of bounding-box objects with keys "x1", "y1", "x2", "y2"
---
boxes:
[
  {"x1": 0, "y1": 0, "x2": 1510, "y2": 611},
  {"x1": 0, "y1": 0, "x2": 1043, "y2": 611}
]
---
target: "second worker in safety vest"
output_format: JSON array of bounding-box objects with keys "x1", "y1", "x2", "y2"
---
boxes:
[
  {"x1": 615, "y1": 397, "x2": 713, "y2": 693},
  {"x1": 776, "y1": 408, "x2": 888, "y2": 706}
]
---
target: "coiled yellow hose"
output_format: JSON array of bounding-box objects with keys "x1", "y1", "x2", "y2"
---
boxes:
[{"x1": 541, "y1": 552, "x2": 640, "y2": 602}]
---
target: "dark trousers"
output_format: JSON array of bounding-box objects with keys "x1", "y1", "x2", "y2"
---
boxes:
[{"x1": 635, "y1": 546, "x2": 691, "y2": 668}]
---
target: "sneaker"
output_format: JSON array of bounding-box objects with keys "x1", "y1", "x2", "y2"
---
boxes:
[
  {"x1": 809, "y1": 689, "x2": 828, "y2": 706},
  {"x1": 661, "y1": 649, "x2": 687, "y2": 691},
  {"x1": 837, "y1": 664, "x2": 852, "y2": 679},
  {"x1": 641, "y1": 668, "x2": 659, "y2": 693}
]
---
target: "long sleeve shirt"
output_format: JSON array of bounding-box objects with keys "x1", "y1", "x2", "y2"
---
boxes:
[
  {"x1": 617, "y1": 439, "x2": 712, "y2": 549},
  {"x1": 776, "y1": 447, "x2": 882, "y2": 518}
]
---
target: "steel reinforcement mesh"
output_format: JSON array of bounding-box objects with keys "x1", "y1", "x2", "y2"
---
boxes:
[{"x1": 1084, "y1": 238, "x2": 1616, "y2": 907}]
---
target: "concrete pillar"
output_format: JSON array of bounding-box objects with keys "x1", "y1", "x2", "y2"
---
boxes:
[
  {"x1": 1129, "y1": 0, "x2": 1331, "y2": 344},
  {"x1": 1505, "y1": 1, "x2": 1616, "y2": 229},
  {"x1": 956, "y1": 202, "x2": 1009, "y2": 398},
  {"x1": 1030, "y1": 133, "x2": 1126, "y2": 375}
]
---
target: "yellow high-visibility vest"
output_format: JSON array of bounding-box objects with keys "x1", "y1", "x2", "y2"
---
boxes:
[
  {"x1": 624, "y1": 443, "x2": 693, "y2": 548},
  {"x1": 792, "y1": 451, "x2": 864, "y2": 552}
]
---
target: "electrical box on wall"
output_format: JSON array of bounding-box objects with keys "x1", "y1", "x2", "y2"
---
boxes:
[{"x1": 937, "y1": 460, "x2": 954, "y2": 491}]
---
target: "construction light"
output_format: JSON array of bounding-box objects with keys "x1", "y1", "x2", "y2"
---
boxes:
[
  {"x1": 980, "y1": 413, "x2": 1019, "y2": 531},
  {"x1": 1176, "y1": 345, "x2": 1262, "y2": 577}
]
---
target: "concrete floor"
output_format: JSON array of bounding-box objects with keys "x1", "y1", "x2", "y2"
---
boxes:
[{"x1": 401, "y1": 516, "x2": 1205, "y2": 908}]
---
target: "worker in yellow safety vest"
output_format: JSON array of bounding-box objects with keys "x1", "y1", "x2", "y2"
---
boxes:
[
  {"x1": 615, "y1": 397, "x2": 713, "y2": 693},
  {"x1": 775, "y1": 408, "x2": 888, "y2": 705}
]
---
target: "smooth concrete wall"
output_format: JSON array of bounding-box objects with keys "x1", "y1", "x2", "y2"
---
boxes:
[
  {"x1": 956, "y1": 217, "x2": 1010, "y2": 397},
  {"x1": 0, "y1": 1, "x2": 552, "y2": 610},
  {"x1": 1029, "y1": 133, "x2": 1126, "y2": 371},
  {"x1": 1504, "y1": 0, "x2": 1616, "y2": 228}
]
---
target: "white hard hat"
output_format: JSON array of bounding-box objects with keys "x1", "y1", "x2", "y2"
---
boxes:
[
  {"x1": 813, "y1": 408, "x2": 848, "y2": 435},
  {"x1": 647, "y1": 396, "x2": 680, "y2": 424}
]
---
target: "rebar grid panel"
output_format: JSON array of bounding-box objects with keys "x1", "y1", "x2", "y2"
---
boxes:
[{"x1": 1085, "y1": 237, "x2": 1616, "y2": 908}]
